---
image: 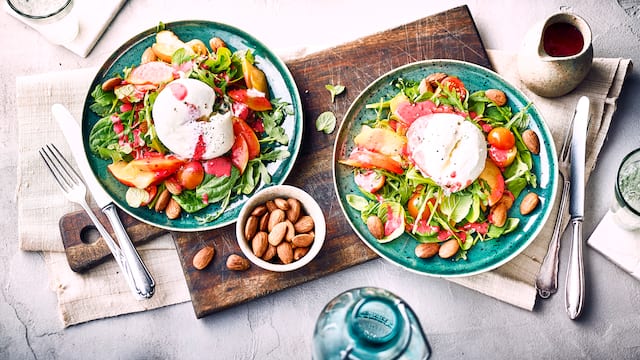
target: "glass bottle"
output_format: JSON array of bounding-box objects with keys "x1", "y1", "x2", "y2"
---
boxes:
[{"x1": 312, "y1": 287, "x2": 431, "y2": 359}]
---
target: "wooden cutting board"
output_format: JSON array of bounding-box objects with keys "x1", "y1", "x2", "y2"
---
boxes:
[{"x1": 59, "y1": 5, "x2": 492, "y2": 318}]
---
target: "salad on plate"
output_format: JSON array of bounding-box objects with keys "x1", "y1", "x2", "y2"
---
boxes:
[
  {"x1": 88, "y1": 26, "x2": 293, "y2": 225},
  {"x1": 339, "y1": 71, "x2": 542, "y2": 261}
]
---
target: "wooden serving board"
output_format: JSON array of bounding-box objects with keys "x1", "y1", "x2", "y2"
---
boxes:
[{"x1": 59, "y1": 5, "x2": 492, "y2": 318}]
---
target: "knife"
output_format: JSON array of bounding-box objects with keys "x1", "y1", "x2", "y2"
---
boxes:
[
  {"x1": 52, "y1": 103, "x2": 155, "y2": 299},
  {"x1": 565, "y1": 96, "x2": 590, "y2": 319}
]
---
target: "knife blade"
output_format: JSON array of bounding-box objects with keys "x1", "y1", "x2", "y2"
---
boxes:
[
  {"x1": 565, "y1": 96, "x2": 590, "y2": 319},
  {"x1": 51, "y1": 103, "x2": 155, "y2": 299}
]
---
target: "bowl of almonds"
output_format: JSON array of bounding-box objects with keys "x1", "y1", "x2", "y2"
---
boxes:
[{"x1": 236, "y1": 185, "x2": 326, "y2": 272}]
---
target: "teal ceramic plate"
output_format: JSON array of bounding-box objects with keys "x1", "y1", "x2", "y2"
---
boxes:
[
  {"x1": 333, "y1": 60, "x2": 558, "y2": 277},
  {"x1": 82, "y1": 21, "x2": 303, "y2": 231}
]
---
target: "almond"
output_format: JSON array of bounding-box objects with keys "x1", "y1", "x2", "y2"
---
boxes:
[
  {"x1": 522, "y1": 129, "x2": 540, "y2": 155},
  {"x1": 438, "y1": 239, "x2": 460, "y2": 259},
  {"x1": 294, "y1": 215, "x2": 315, "y2": 233},
  {"x1": 520, "y1": 192, "x2": 540, "y2": 215},
  {"x1": 164, "y1": 178, "x2": 183, "y2": 195},
  {"x1": 286, "y1": 198, "x2": 301, "y2": 223},
  {"x1": 485, "y1": 89, "x2": 507, "y2": 106},
  {"x1": 140, "y1": 47, "x2": 158, "y2": 64},
  {"x1": 284, "y1": 220, "x2": 296, "y2": 241},
  {"x1": 209, "y1": 37, "x2": 226, "y2": 52},
  {"x1": 251, "y1": 231, "x2": 268, "y2": 258},
  {"x1": 265, "y1": 200, "x2": 278, "y2": 212},
  {"x1": 490, "y1": 202, "x2": 508, "y2": 227},
  {"x1": 262, "y1": 244, "x2": 277, "y2": 261},
  {"x1": 274, "y1": 197, "x2": 290, "y2": 211},
  {"x1": 276, "y1": 242, "x2": 294, "y2": 264},
  {"x1": 292, "y1": 233, "x2": 314, "y2": 248},
  {"x1": 259, "y1": 212, "x2": 270, "y2": 231},
  {"x1": 251, "y1": 204, "x2": 268, "y2": 217},
  {"x1": 367, "y1": 215, "x2": 384, "y2": 240},
  {"x1": 165, "y1": 198, "x2": 181, "y2": 219},
  {"x1": 154, "y1": 188, "x2": 171, "y2": 212},
  {"x1": 101, "y1": 77, "x2": 121, "y2": 92},
  {"x1": 415, "y1": 243, "x2": 440, "y2": 259},
  {"x1": 268, "y1": 221, "x2": 287, "y2": 246},
  {"x1": 226, "y1": 254, "x2": 250, "y2": 271},
  {"x1": 267, "y1": 208, "x2": 286, "y2": 231},
  {"x1": 425, "y1": 72, "x2": 447, "y2": 87},
  {"x1": 244, "y1": 215, "x2": 259, "y2": 241},
  {"x1": 193, "y1": 246, "x2": 214, "y2": 270},
  {"x1": 294, "y1": 246, "x2": 310, "y2": 261}
]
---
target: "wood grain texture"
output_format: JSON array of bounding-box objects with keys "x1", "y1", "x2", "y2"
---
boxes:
[
  {"x1": 59, "y1": 209, "x2": 166, "y2": 272},
  {"x1": 59, "y1": 5, "x2": 491, "y2": 318}
]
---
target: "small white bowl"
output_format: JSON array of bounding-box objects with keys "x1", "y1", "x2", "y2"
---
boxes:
[{"x1": 236, "y1": 185, "x2": 326, "y2": 272}]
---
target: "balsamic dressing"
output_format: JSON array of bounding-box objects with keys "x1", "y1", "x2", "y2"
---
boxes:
[{"x1": 543, "y1": 22, "x2": 584, "y2": 57}]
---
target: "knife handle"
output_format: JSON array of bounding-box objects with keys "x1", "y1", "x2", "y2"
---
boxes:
[
  {"x1": 103, "y1": 204, "x2": 156, "y2": 299},
  {"x1": 536, "y1": 178, "x2": 571, "y2": 298},
  {"x1": 565, "y1": 218, "x2": 585, "y2": 319}
]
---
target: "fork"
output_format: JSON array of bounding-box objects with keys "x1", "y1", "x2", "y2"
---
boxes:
[
  {"x1": 535, "y1": 122, "x2": 573, "y2": 298},
  {"x1": 39, "y1": 144, "x2": 141, "y2": 298}
]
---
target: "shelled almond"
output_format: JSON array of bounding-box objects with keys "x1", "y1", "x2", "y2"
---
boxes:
[{"x1": 244, "y1": 196, "x2": 315, "y2": 265}]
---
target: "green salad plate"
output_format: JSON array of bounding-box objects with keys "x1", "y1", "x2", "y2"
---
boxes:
[
  {"x1": 333, "y1": 59, "x2": 558, "y2": 277},
  {"x1": 82, "y1": 21, "x2": 303, "y2": 231}
]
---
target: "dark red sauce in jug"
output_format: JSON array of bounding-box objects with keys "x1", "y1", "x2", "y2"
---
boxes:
[{"x1": 543, "y1": 22, "x2": 584, "y2": 57}]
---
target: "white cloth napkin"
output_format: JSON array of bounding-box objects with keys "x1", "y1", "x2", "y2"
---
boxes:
[
  {"x1": 588, "y1": 211, "x2": 640, "y2": 280},
  {"x1": 3, "y1": 0, "x2": 126, "y2": 57},
  {"x1": 15, "y1": 51, "x2": 632, "y2": 327}
]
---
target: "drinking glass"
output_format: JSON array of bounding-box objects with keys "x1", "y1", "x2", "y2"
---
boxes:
[
  {"x1": 6, "y1": 0, "x2": 78, "y2": 45},
  {"x1": 611, "y1": 148, "x2": 640, "y2": 231}
]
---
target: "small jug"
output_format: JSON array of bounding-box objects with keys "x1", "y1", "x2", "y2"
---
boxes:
[
  {"x1": 517, "y1": 12, "x2": 593, "y2": 98},
  {"x1": 312, "y1": 287, "x2": 431, "y2": 359}
]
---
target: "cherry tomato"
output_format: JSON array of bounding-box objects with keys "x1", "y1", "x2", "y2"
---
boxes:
[
  {"x1": 441, "y1": 76, "x2": 466, "y2": 100},
  {"x1": 487, "y1": 127, "x2": 516, "y2": 150},
  {"x1": 488, "y1": 145, "x2": 517, "y2": 168},
  {"x1": 407, "y1": 194, "x2": 436, "y2": 221},
  {"x1": 176, "y1": 161, "x2": 205, "y2": 190}
]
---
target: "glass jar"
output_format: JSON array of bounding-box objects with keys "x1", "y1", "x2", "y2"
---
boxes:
[{"x1": 312, "y1": 287, "x2": 430, "y2": 359}]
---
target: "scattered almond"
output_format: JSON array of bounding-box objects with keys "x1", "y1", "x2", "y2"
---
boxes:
[
  {"x1": 165, "y1": 198, "x2": 181, "y2": 219},
  {"x1": 154, "y1": 188, "x2": 171, "y2": 212},
  {"x1": 485, "y1": 89, "x2": 507, "y2": 106},
  {"x1": 415, "y1": 243, "x2": 440, "y2": 259},
  {"x1": 209, "y1": 37, "x2": 226, "y2": 52},
  {"x1": 164, "y1": 178, "x2": 183, "y2": 195},
  {"x1": 520, "y1": 192, "x2": 540, "y2": 215},
  {"x1": 490, "y1": 202, "x2": 508, "y2": 227},
  {"x1": 101, "y1": 77, "x2": 121, "y2": 92},
  {"x1": 193, "y1": 246, "x2": 214, "y2": 270},
  {"x1": 522, "y1": 129, "x2": 540, "y2": 155},
  {"x1": 263, "y1": 244, "x2": 277, "y2": 261},
  {"x1": 226, "y1": 254, "x2": 250, "y2": 271},
  {"x1": 367, "y1": 215, "x2": 385, "y2": 240},
  {"x1": 438, "y1": 239, "x2": 460, "y2": 259}
]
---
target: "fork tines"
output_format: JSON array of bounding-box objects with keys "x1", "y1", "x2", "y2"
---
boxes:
[{"x1": 38, "y1": 144, "x2": 82, "y2": 193}]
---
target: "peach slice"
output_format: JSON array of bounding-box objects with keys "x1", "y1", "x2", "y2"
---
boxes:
[{"x1": 478, "y1": 158, "x2": 505, "y2": 206}]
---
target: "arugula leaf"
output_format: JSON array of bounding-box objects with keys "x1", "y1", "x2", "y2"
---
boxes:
[
  {"x1": 325, "y1": 84, "x2": 345, "y2": 102},
  {"x1": 316, "y1": 111, "x2": 337, "y2": 134},
  {"x1": 89, "y1": 85, "x2": 117, "y2": 117}
]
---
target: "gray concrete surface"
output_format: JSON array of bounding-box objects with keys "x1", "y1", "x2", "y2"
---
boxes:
[{"x1": 2, "y1": 0, "x2": 640, "y2": 359}]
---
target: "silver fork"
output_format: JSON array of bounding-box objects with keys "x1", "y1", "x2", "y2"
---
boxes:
[
  {"x1": 39, "y1": 144, "x2": 141, "y2": 298},
  {"x1": 535, "y1": 122, "x2": 573, "y2": 298}
]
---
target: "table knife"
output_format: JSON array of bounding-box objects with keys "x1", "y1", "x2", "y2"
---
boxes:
[
  {"x1": 51, "y1": 103, "x2": 155, "y2": 299},
  {"x1": 565, "y1": 96, "x2": 590, "y2": 319}
]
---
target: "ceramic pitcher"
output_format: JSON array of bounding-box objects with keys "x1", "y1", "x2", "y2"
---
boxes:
[{"x1": 517, "y1": 12, "x2": 593, "y2": 98}]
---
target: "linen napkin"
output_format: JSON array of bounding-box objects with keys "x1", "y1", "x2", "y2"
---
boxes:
[
  {"x1": 588, "y1": 211, "x2": 640, "y2": 280},
  {"x1": 3, "y1": 0, "x2": 126, "y2": 57},
  {"x1": 15, "y1": 51, "x2": 631, "y2": 327}
]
